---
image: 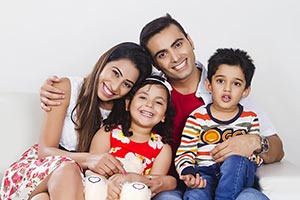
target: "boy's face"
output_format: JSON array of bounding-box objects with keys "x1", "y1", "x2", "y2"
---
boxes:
[
  {"x1": 146, "y1": 24, "x2": 196, "y2": 82},
  {"x1": 205, "y1": 64, "x2": 250, "y2": 110}
]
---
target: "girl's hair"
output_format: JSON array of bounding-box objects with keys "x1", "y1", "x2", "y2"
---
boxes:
[
  {"x1": 104, "y1": 75, "x2": 175, "y2": 144},
  {"x1": 73, "y1": 42, "x2": 152, "y2": 152}
]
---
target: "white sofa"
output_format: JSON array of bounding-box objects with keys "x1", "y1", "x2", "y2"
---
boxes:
[{"x1": 1, "y1": 92, "x2": 300, "y2": 199}]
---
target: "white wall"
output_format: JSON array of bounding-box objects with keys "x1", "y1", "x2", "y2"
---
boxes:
[{"x1": 1, "y1": 0, "x2": 299, "y2": 166}]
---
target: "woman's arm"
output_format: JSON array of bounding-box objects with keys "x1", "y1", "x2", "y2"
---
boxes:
[{"x1": 89, "y1": 128, "x2": 125, "y2": 176}]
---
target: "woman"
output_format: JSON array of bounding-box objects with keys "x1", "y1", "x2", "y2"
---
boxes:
[{"x1": 0, "y1": 42, "x2": 152, "y2": 200}]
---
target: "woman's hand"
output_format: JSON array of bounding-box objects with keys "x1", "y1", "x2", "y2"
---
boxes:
[{"x1": 86, "y1": 153, "x2": 126, "y2": 177}]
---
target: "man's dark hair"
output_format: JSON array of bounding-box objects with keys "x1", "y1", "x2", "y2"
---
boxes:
[{"x1": 139, "y1": 13, "x2": 188, "y2": 59}]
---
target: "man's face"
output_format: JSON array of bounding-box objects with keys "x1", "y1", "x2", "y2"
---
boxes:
[{"x1": 146, "y1": 24, "x2": 196, "y2": 82}]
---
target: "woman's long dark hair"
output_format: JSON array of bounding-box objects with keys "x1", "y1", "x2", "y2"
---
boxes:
[
  {"x1": 72, "y1": 42, "x2": 152, "y2": 152},
  {"x1": 104, "y1": 75, "x2": 175, "y2": 144}
]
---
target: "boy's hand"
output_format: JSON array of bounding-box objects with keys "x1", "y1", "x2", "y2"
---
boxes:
[{"x1": 180, "y1": 173, "x2": 206, "y2": 188}]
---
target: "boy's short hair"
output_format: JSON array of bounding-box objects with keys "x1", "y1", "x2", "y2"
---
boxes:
[{"x1": 207, "y1": 48, "x2": 256, "y2": 88}]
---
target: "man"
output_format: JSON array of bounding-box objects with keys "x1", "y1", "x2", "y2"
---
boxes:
[{"x1": 40, "y1": 14, "x2": 284, "y2": 199}]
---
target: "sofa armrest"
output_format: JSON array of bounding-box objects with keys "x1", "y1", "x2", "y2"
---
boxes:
[{"x1": 257, "y1": 159, "x2": 300, "y2": 200}]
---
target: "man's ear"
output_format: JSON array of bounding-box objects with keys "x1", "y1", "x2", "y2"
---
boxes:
[
  {"x1": 187, "y1": 34, "x2": 195, "y2": 49},
  {"x1": 205, "y1": 79, "x2": 212, "y2": 93},
  {"x1": 242, "y1": 86, "x2": 251, "y2": 98}
]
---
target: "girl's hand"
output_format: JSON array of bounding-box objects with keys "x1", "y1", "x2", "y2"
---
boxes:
[
  {"x1": 106, "y1": 176, "x2": 122, "y2": 200},
  {"x1": 144, "y1": 175, "x2": 163, "y2": 197}
]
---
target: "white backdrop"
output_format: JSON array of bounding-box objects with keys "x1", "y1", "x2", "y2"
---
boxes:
[{"x1": 0, "y1": 0, "x2": 299, "y2": 166}]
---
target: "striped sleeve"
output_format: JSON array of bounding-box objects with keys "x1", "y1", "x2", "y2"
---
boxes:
[{"x1": 175, "y1": 112, "x2": 202, "y2": 175}]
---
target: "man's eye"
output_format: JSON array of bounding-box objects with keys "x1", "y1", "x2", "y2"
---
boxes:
[
  {"x1": 158, "y1": 52, "x2": 167, "y2": 59},
  {"x1": 175, "y1": 41, "x2": 182, "y2": 48}
]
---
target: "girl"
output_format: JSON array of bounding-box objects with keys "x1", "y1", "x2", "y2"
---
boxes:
[
  {"x1": 89, "y1": 75, "x2": 177, "y2": 199},
  {"x1": 0, "y1": 42, "x2": 152, "y2": 200}
]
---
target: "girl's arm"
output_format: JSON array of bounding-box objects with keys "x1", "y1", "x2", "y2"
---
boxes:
[
  {"x1": 146, "y1": 144, "x2": 177, "y2": 196},
  {"x1": 107, "y1": 144, "x2": 176, "y2": 198}
]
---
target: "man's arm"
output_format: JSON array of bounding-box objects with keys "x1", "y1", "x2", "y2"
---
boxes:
[
  {"x1": 260, "y1": 134, "x2": 284, "y2": 164},
  {"x1": 40, "y1": 75, "x2": 65, "y2": 111},
  {"x1": 211, "y1": 134, "x2": 284, "y2": 164}
]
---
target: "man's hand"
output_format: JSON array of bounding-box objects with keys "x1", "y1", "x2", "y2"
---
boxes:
[
  {"x1": 40, "y1": 75, "x2": 65, "y2": 111},
  {"x1": 211, "y1": 134, "x2": 260, "y2": 163}
]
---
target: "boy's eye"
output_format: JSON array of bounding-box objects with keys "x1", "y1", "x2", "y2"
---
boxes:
[
  {"x1": 216, "y1": 79, "x2": 224, "y2": 84},
  {"x1": 233, "y1": 82, "x2": 242, "y2": 87}
]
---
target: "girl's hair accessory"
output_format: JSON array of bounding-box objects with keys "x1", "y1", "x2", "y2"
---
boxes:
[{"x1": 145, "y1": 70, "x2": 172, "y2": 93}]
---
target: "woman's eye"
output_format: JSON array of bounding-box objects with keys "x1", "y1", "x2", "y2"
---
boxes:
[
  {"x1": 123, "y1": 82, "x2": 133, "y2": 89},
  {"x1": 113, "y1": 70, "x2": 120, "y2": 77}
]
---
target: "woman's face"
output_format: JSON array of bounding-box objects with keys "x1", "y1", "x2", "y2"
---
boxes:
[{"x1": 97, "y1": 59, "x2": 139, "y2": 102}]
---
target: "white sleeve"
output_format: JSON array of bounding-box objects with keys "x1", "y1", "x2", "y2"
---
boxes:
[{"x1": 240, "y1": 96, "x2": 277, "y2": 137}]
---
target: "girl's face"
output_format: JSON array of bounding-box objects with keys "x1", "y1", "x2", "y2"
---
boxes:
[
  {"x1": 97, "y1": 59, "x2": 139, "y2": 102},
  {"x1": 127, "y1": 84, "x2": 168, "y2": 129},
  {"x1": 205, "y1": 64, "x2": 250, "y2": 111}
]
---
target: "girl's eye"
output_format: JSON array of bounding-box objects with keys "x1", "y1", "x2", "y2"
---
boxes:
[
  {"x1": 138, "y1": 95, "x2": 146, "y2": 100},
  {"x1": 156, "y1": 101, "x2": 163, "y2": 105}
]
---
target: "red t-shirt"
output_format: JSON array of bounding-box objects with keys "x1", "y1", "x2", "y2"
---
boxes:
[{"x1": 169, "y1": 88, "x2": 204, "y2": 177}]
